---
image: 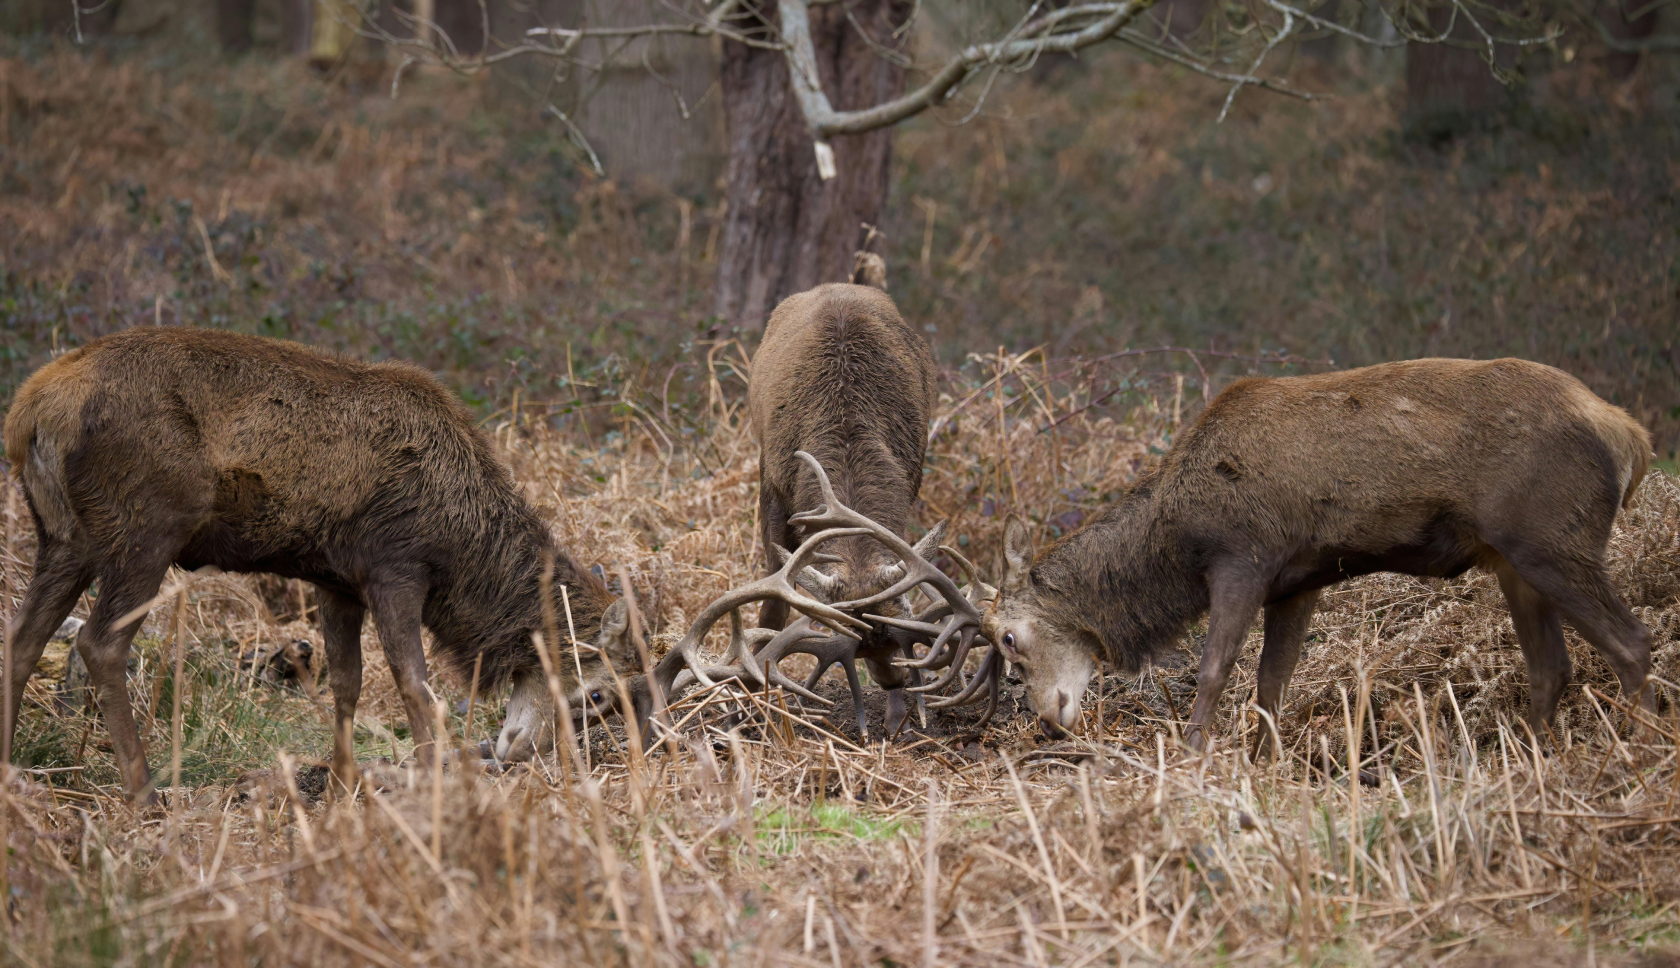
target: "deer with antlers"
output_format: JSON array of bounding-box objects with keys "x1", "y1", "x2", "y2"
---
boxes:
[
  {"x1": 737, "y1": 279, "x2": 948, "y2": 738},
  {"x1": 3, "y1": 328, "x2": 638, "y2": 801},
  {"x1": 980, "y1": 358, "x2": 1655, "y2": 750}
]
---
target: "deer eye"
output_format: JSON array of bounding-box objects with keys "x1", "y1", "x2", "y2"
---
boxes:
[{"x1": 1001, "y1": 632, "x2": 1017, "y2": 652}]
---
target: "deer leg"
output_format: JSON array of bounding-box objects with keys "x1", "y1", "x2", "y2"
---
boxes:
[
  {"x1": 4, "y1": 535, "x2": 93, "y2": 760},
  {"x1": 757, "y1": 484, "x2": 792, "y2": 633},
  {"x1": 861, "y1": 648, "x2": 911, "y2": 739},
  {"x1": 1492, "y1": 562, "x2": 1571, "y2": 735},
  {"x1": 899, "y1": 635, "x2": 928, "y2": 731},
  {"x1": 1185, "y1": 567, "x2": 1266, "y2": 752},
  {"x1": 1251, "y1": 589, "x2": 1320, "y2": 761},
  {"x1": 1504, "y1": 555, "x2": 1652, "y2": 722},
  {"x1": 78, "y1": 555, "x2": 179, "y2": 803},
  {"x1": 840, "y1": 655, "x2": 869, "y2": 740},
  {"x1": 367, "y1": 577, "x2": 435, "y2": 767},
  {"x1": 316, "y1": 588, "x2": 366, "y2": 796}
]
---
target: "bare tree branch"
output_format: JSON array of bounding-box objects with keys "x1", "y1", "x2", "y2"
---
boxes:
[
  {"x1": 778, "y1": 0, "x2": 1164, "y2": 140},
  {"x1": 353, "y1": 0, "x2": 1667, "y2": 185}
]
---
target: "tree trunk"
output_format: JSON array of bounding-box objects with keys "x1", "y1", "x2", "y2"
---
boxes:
[
  {"x1": 282, "y1": 0, "x2": 313, "y2": 55},
  {"x1": 715, "y1": 0, "x2": 911, "y2": 329},
  {"x1": 1600, "y1": 0, "x2": 1658, "y2": 80},
  {"x1": 216, "y1": 0, "x2": 255, "y2": 51},
  {"x1": 1404, "y1": 4, "x2": 1518, "y2": 141}
]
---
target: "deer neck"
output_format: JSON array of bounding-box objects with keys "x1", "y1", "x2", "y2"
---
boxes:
[
  {"x1": 420, "y1": 508, "x2": 608, "y2": 684},
  {"x1": 1032, "y1": 481, "x2": 1210, "y2": 671}
]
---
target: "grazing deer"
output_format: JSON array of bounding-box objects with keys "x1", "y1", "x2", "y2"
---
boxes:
[
  {"x1": 3, "y1": 328, "x2": 637, "y2": 801},
  {"x1": 981, "y1": 358, "x2": 1654, "y2": 749},
  {"x1": 746, "y1": 280, "x2": 941, "y2": 737}
]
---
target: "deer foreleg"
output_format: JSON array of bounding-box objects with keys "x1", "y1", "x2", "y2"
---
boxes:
[
  {"x1": 318, "y1": 588, "x2": 366, "y2": 796},
  {"x1": 1185, "y1": 566, "x2": 1266, "y2": 752},
  {"x1": 368, "y1": 577, "x2": 435, "y2": 767}
]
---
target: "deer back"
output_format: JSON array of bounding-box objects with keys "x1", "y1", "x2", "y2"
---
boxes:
[{"x1": 749, "y1": 283, "x2": 936, "y2": 545}]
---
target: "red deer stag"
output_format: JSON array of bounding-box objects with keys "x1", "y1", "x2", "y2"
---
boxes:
[
  {"x1": 980, "y1": 358, "x2": 1654, "y2": 749},
  {"x1": 745, "y1": 281, "x2": 942, "y2": 738},
  {"x1": 3, "y1": 328, "x2": 637, "y2": 801}
]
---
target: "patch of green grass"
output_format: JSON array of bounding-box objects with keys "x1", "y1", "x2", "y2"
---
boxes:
[{"x1": 755, "y1": 801, "x2": 910, "y2": 855}]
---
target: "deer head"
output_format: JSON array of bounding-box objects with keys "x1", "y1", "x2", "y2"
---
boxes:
[{"x1": 495, "y1": 597, "x2": 640, "y2": 762}]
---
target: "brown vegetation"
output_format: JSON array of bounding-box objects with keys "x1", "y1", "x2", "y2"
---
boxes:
[{"x1": 1, "y1": 15, "x2": 1677, "y2": 965}]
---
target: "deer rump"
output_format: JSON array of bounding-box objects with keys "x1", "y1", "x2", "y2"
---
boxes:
[
  {"x1": 3, "y1": 328, "x2": 626, "y2": 800},
  {"x1": 994, "y1": 357, "x2": 1655, "y2": 743}
]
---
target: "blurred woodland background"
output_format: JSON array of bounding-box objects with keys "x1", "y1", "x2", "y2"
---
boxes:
[{"x1": 0, "y1": 0, "x2": 1676, "y2": 458}]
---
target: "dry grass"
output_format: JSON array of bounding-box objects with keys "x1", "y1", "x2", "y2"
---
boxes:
[{"x1": 0, "y1": 353, "x2": 1677, "y2": 967}]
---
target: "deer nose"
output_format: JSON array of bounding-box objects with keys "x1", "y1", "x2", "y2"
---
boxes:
[{"x1": 1039, "y1": 689, "x2": 1076, "y2": 737}]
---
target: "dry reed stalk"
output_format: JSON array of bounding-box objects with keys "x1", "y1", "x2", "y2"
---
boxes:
[
  {"x1": 464, "y1": 652, "x2": 483, "y2": 756},
  {"x1": 559, "y1": 584, "x2": 591, "y2": 774},
  {"x1": 1412, "y1": 683, "x2": 1451, "y2": 891},
  {"x1": 169, "y1": 586, "x2": 188, "y2": 810},
  {"x1": 1002, "y1": 755, "x2": 1067, "y2": 937},
  {"x1": 1339, "y1": 684, "x2": 1360, "y2": 896},
  {"x1": 431, "y1": 700, "x2": 446, "y2": 860},
  {"x1": 923, "y1": 778, "x2": 941, "y2": 968}
]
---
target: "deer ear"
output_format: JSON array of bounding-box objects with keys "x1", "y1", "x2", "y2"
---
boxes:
[
  {"x1": 909, "y1": 520, "x2": 948, "y2": 562},
  {"x1": 1003, "y1": 516, "x2": 1033, "y2": 593},
  {"x1": 599, "y1": 598, "x2": 631, "y2": 655}
]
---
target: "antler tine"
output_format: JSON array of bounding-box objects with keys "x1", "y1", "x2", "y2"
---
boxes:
[
  {"x1": 961, "y1": 656, "x2": 1003, "y2": 725},
  {"x1": 903, "y1": 628, "x2": 980, "y2": 691},
  {"x1": 862, "y1": 613, "x2": 946, "y2": 637},
  {"x1": 723, "y1": 610, "x2": 779, "y2": 665},
  {"x1": 667, "y1": 621, "x2": 836, "y2": 705},
  {"x1": 940, "y1": 544, "x2": 984, "y2": 590},
  {"x1": 891, "y1": 609, "x2": 975, "y2": 671},
  {"x1": 926, "y1": 644, "x2": 1002, "y2": 710}
]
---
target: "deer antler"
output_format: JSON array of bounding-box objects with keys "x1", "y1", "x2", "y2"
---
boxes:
[
  {"x1": 785, "y1": 451, "x2": 1003, "y2": 724},
  {"x1": 634, "y1": 450, "x2": 1004, "y2": 741}
]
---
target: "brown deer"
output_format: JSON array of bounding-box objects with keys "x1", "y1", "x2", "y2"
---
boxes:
[
  {"x1": 3, "y1": 328, "x2": 638, "y2": 801},
  {"x1": 981, "y1": 358, "x2": 1655, "y2": 749},
  {"x1": 746, "y1": 280, "x2": 941, "y2": 737}
]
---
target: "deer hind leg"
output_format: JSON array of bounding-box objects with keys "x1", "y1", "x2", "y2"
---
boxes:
[
  {"x1": 1493, "y1": 562, "x2": 1572, "y2": 734},
  {"x1": 79, "y1": 553, "x2": 180, "y2": 803},
  {"x1": 368, "y1": 577, "x2": 435, "y2": 767},
  {"x1": 317, "y1": 588, "x2": 366, "y2": 797},
  {"x1": 1503, "y1": 553, "x2": 1653, "y2": 718},
  {"x1": 4, "y1": 534, "x2": 93, "y2": 763},
  {"x1": 1251, "y1": 589, "x2": 1321, "y2": 761}
]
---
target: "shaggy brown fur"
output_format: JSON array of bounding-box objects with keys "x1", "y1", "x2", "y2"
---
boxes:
[
  {"x1": 985, "y1": 358, "x2": 1655, "y2": 746},
  {"x1": 747, "y1": 282, "x2": 937, "y2": 734},
  {"x1": 3, "y1": 328, "x2": 636, "y2": 800}
]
